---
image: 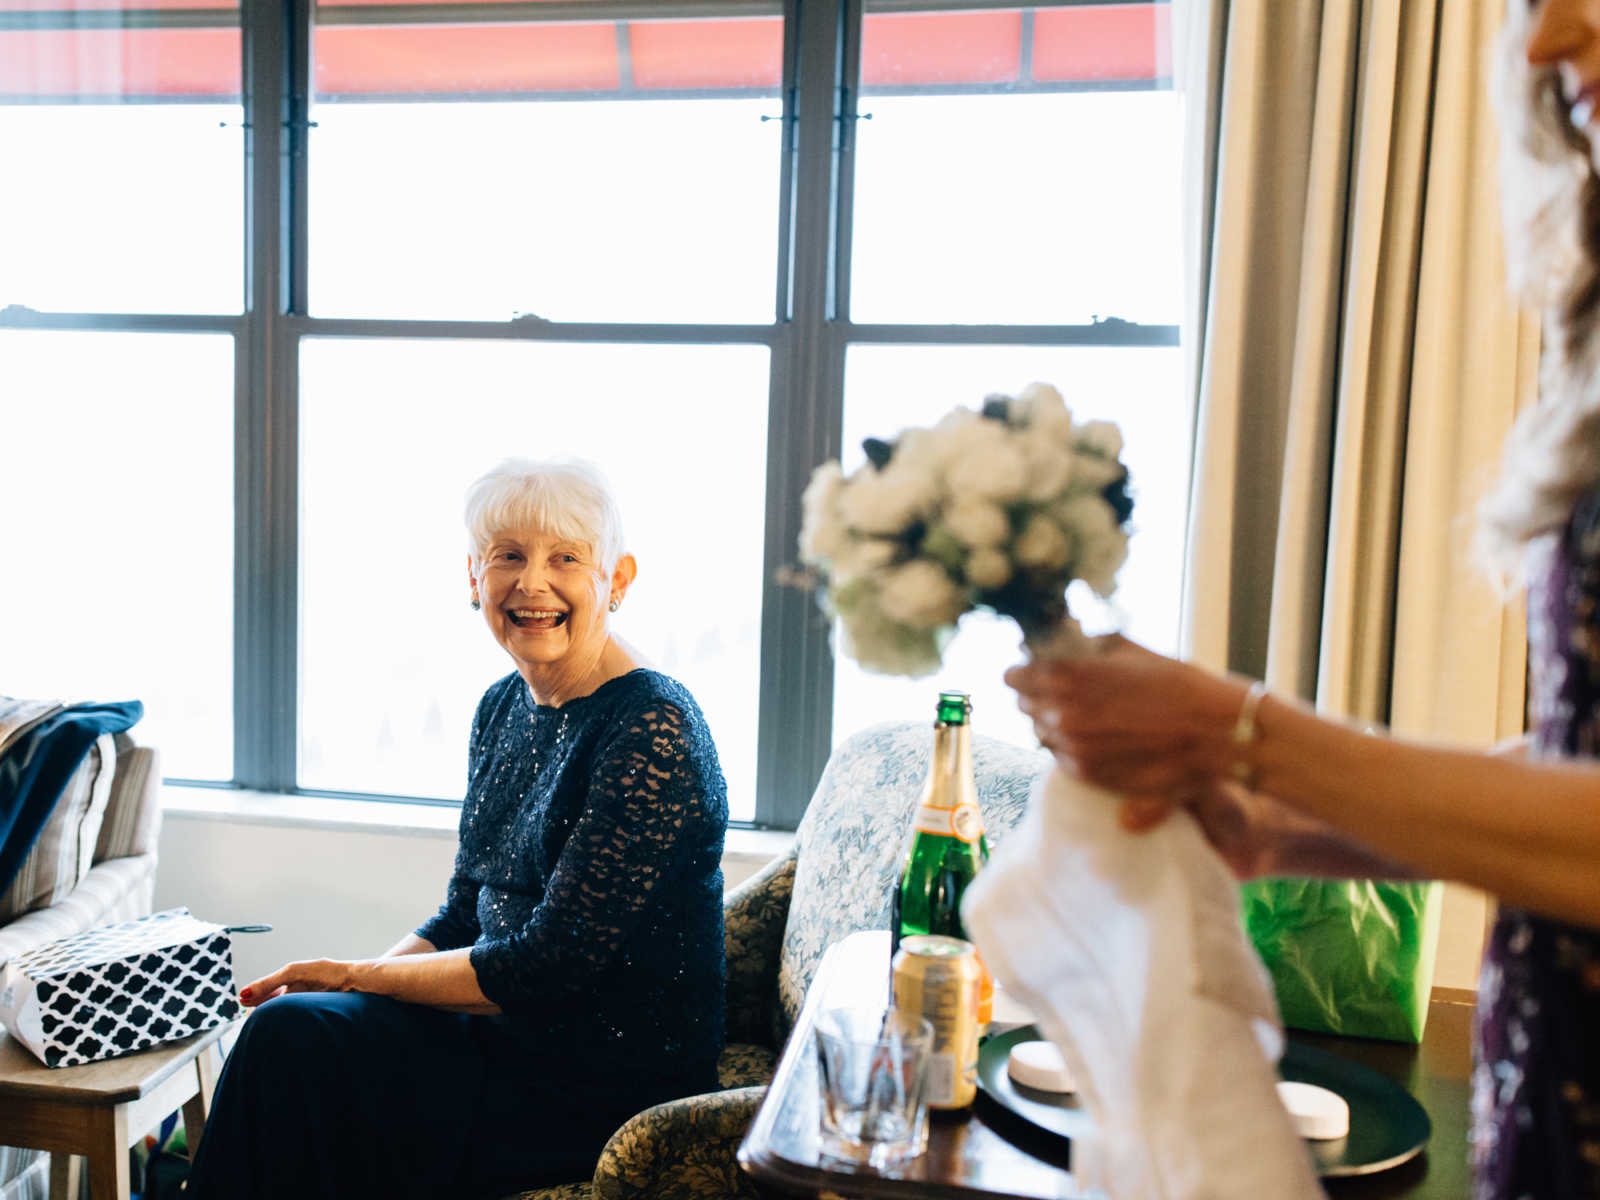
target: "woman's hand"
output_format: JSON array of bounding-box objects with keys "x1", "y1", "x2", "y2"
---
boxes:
[
  {"x1": 238, "y1": 959, "x2": 361, "y2": 1007},
  {"x1": 1005, "y1": 635, "x2": 1250, "y2": 796},
  {"x1": 1118, "y1": 781, "x2": 1291, "y2": 880}
]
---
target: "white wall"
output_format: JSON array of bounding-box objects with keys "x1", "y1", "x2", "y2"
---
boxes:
[{"x1": 154, "y1": 795, "x2": 789, "y2": 986}]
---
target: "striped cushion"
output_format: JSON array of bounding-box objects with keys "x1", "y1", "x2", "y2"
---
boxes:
[
  {"x1": 0, "y1": 855, "x2": 156, "y2": 970},
  {"x1": 94, "y1": 736, "x2": 162, "y2": 862},
  {"x1": 0, "y1": 734, "x2": 116, "y2": 922}
]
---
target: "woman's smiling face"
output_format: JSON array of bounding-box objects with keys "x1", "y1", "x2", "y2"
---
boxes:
[{"x1": 474, "y1": 526, "x2": 622, "y2": 681}]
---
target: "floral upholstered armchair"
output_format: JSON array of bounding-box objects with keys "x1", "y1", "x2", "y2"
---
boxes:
[{"x1": 509, "y1": 719, "x2": 1049, "y2": 1200}]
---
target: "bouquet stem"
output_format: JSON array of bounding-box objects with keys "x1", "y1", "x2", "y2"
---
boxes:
[{"x1": 1020, "y1": 611, "x2": 1096, "y2": 664}]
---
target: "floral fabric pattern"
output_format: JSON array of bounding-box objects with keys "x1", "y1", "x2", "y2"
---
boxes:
[
  {"x1": 589, "y1": 1087, "x2": 769, "y2": 1200},
  {"x1": 722, "y1": 851, "x2": 796, "y2": 1046},
  {"x1": 505, "y1": 1184, "x2": 593, "y2": 1200},
  {"x1": 1473, "y1": 492, "x2": 1600, "y2": 1199},
  {"x1": 715, "y1": 1043, "x2": 779, "y2": 1090}
]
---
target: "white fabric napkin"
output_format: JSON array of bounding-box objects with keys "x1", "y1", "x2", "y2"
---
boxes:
[{"x1": 962, "y1": 767, "x2": 1325, "y2": 1200}]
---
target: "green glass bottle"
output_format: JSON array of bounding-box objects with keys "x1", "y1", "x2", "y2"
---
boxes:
[{"x1": 890, "y1": 691, "x2": 994, "y2": 1024}]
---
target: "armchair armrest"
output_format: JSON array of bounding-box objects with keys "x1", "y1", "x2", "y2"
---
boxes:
[
  {"x1": 723, "y1": 849, "x2": 795, "y2": 1048},
  {"x1": 592, "y1": 1086, "x2": 768, "y2": 1200}
]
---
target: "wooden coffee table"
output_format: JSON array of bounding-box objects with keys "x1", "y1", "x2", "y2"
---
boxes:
[
  {"x1": 0, "y1": 1022, "x2": 230, "y2": 1200},
  {"x1": 739, "y1": 931, "x2": 1473, "y2": 1199}
]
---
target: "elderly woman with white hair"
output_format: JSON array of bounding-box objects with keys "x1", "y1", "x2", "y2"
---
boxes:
[{"x1": 185, "y1": 458, "x2": 730, "y2": 1200}]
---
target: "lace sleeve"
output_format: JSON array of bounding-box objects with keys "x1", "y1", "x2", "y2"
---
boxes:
[
  {"x1": 468, "y1": 698, "x2": 721, "y2": 1016},
  {"x1": 414, "y1": 687, "x2": 495, "y2": 950}
]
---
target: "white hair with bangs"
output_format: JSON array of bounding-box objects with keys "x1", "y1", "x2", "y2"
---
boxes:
[{"x1": 465, "y1": 457, "x2": 626, "y2": 575}]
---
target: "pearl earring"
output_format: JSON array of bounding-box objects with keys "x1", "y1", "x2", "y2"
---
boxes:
[
  {"x1": 470, "y1": 597, "x2": 481, "y2": 611},
  {"x1": 609, "y1": 598, "x2": 621, "y2": 613}
]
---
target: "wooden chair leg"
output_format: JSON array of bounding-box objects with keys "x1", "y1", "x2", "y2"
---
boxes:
[
  {"x1": 49, "y1": 1152, "x2": 81, "y2": 1200},
  {"x1": 84, "y1": 1106, "x2": 130, "y2": 1200},
  {"x1": 181, "y1": 1047, "x2": 218, "y2": 1155}
]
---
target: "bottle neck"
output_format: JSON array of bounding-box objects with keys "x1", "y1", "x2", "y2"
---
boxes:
[{"x1": 922, "y1": 721, "x2": 977, "y2": 811}]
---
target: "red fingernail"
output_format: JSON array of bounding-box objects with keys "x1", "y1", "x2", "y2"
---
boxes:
[{"x1": 240, "y1": 987, "x2": 253, "y2": 999}]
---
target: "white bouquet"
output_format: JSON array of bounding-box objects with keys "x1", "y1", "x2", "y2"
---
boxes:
[{"x1": 796, "y1": 382, "x2": 1135, "y2": 675}]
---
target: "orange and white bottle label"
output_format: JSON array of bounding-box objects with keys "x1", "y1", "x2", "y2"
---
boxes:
[{"x1": 912, "y1": 802, "x2": 984, "y2": 844}]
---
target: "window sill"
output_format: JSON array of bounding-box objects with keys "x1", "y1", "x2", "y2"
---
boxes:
[{"x1": 160, "y1": 785, "x2": 796, "y2": 862}]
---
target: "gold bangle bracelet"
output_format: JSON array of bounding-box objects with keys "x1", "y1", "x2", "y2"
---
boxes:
[{"x1": 1230, "y1": 681, "x2": 1269, "y2": 788}]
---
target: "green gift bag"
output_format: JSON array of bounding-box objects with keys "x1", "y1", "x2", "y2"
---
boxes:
[{"x1": 1240, "y1": 877, "x2": 1444, "y2": 1043}]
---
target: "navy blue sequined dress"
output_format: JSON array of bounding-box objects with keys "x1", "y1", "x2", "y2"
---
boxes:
[
  {"x1": 186, "y1": 668, "x2": 728, "y2": 1200},
  {"x1": 1473, "y1": 493, "x2": 1600, "y2": 1198}
]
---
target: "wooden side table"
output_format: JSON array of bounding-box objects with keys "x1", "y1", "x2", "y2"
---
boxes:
[
  {"x1": 740, "y1": 931, "x2": 1473, "y2": 1199},
  {"x1": 0, "y1": 1022, "x2": 230, "y2": 1200}
]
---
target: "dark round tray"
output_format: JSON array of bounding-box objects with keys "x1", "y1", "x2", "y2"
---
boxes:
[{"x1": 976, "y1": 1025, "x2": 1431, "y2": 1178}]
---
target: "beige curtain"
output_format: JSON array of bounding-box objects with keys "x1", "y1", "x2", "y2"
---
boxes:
[
  {"x1": 1179, "y1": 0, "x2": 1536, "y2": 739},
  {"x1": 1177, "y1": 0, "x2": 1541, "y2": 984}
]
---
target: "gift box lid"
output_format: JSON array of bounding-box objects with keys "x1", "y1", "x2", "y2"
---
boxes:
[{"x1": 10, "y1": 907, "x2": 227, "y2": 980}]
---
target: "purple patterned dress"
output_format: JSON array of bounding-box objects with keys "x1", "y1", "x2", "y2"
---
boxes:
[{"x1": 1472, "y1": 493, "x2": 1600, "y2": 1198}]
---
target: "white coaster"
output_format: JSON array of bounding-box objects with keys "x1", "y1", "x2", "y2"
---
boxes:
[
  {"x1": 990, "y1": 980, "x2": 1036, "y2": 1028},
  {"x1": 1007, "y1": 1039, "x2": 1076, "y2": 1094},
  {"x1": 1276, "y1": 1081, "x2": 1350, "y2": 1140}
]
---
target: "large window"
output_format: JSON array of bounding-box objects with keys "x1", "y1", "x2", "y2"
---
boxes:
[
  {"x1": 306, "y1": 12, "x2": 784, "y2": 322},
  {"x1": 0, "y1": 2, "x2": 242, "y2": 781},
  {"x1": 0, "y1": 0, "x2": 1184, "y2": 827}
]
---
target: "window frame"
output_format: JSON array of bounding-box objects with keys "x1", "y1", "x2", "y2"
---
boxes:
[{"x1": 2, "y1": 0, "x2": 1177, "y2": 830}]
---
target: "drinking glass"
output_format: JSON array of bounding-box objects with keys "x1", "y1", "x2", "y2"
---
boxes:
[{"x1": 814, "y1": 1006, "x2": 933, "y2": 1169}]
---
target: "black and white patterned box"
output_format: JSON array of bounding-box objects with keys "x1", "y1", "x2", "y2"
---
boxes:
[{"x1": 0, "y1": 907, "x2": 242, "y2": 1068}]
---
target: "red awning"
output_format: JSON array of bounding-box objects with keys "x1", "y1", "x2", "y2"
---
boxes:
[{"x1": 0, "y1": 4, "x2": 1168, "y2": 98}]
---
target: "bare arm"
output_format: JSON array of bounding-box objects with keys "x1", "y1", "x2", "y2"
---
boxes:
[
  {"x1": 1121, "y1": 780, "x2": 1420, "y2": 881},
  {"x1": 1009, "y1": 639, "x2": 1600, "y2": 925},
  {"x1": 1250, "y1": 693, "x2": 1600, "y2": 923},
  {"x1": 380, "y1": 933, "x2": 436, "y2": 959},
  {"x1": 239, "y1": 947, "x2": 501, "y2": 1015}
]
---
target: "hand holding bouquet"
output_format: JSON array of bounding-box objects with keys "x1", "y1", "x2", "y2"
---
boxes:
[{"x1": 797, "y1": 382, "x2": 1135, "y2": 675}]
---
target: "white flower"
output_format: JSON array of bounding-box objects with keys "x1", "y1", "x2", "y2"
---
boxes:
[
  {"x1": 934, "y1": 407, "x2": 981, "y2": 437},
  {"x1": 890, "y1": 429, "x2": 940, "y2": 470},
  {"x1": 947, "y1": 425, "x2": 1027, "y2": 502},
  {"x1": 876, "y1": 559, "x2": 967, "y2": 630},
  {"x1": 1054, "y1": 494, "x2": 1128, "y2": 596},
  {"x1": 1021, "y1": 440, "x2": 1076, "y2": 502},
  {"x1": 1077, "y1": 419, "x2": 1125, "y2": 460},
  {"x1": 1017, "y1": 387, "x2": 1056, "y2": 412},
  {"x1": 1078, "y1": 527, "x2": 1130, "y2": 598},
  {"x1": 966, "y1": 547, "x2": 1012, "y2": 590},
  {"x1": 838, "y1": 461, "x2": 941, "y2": 535},
  {"x1": 836, "y1": 599, "x2": 944, "y2": 677},
  {"x1": 943, "y1": 497, "x2": 1011, "y2": 547},
  {"x1": 898, "y1": 414, "x2": 991, "y2": 476},
  {"x1": 1069, "y1": 450, "x2": 1125, "y2": 491},
  {"x1": 1012, "y1": 513, "x2": 1071, "y2": 571},
  {"x1": 1017, "y1": 381, "x2": 1065, "y2": 410},
  {"x1": 829, "y1": 537, "x2": 898, "y2": 583},
  {"x1": 1017, "y1": 382, "x2": 1075, "y2": 442},
  {"x1": 1055, "y1": 493, "x2": 1119, "y2": 542},
  {"x1": 798, "y1": 461, "x2": 849, "y2": 564}
]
